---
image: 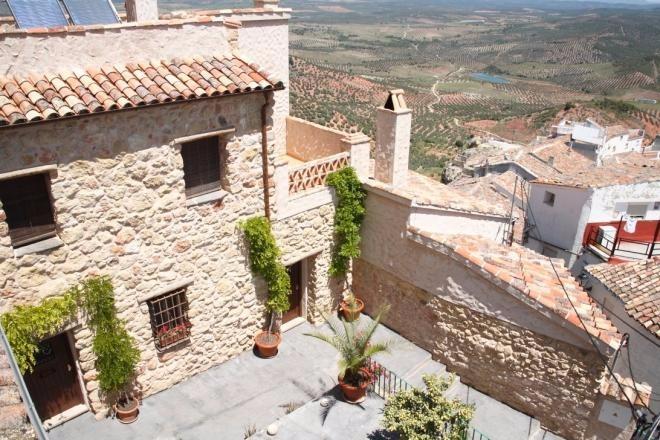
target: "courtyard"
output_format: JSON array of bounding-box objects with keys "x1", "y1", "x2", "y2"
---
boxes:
[{"x1": 49, "y1": 317, "x2": 564, "y2": 440}]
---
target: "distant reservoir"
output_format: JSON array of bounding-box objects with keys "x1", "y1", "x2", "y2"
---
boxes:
[{"x1": 469, "y1": 72, "x2": 510, "y2": 84}]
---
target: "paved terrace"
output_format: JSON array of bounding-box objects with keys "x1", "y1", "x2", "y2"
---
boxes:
[{"x1": 50, "y1": 317, "x2": 564, "y2": 440}]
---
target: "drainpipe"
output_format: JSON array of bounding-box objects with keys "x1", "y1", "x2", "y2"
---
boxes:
[
  {"x1": 260, "y1": 91, "x2": 272, "y2": 219},
  {"x1": 0, "y1": 324, "x2": 49, "y2": 440}
]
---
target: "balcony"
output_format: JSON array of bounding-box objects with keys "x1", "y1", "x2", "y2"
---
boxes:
[
  {"x1": 274, "y1": 117, "x2": 370, "y2": 215},
  {"x1": 584, "y1": 220, "x2": 660, "y2": 263}
]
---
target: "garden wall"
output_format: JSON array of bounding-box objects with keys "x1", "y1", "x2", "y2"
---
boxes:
[
  {"x1": 354, "y1": 258, "x2": 602, "y2": 440},
  {"x1": 356, "y1": 187, "x2": 610, "y2": 439}
]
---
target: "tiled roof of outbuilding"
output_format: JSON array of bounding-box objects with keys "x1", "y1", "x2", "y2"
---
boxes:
[
  {"x1": 0, "y1": 54, "x2": 283, "y2": 127},
  {"x1": 408, "y1": 227, "x2": 622, "y2": 349},
  {"x1": 585, "y1": 258, "x2": 660, "y2": 338}
]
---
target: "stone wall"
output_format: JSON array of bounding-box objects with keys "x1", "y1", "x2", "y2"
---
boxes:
[
  {"x1": 286, "y1": 117, "x2": 347, "y2": 161},
  {"x1": 356, "y1": 186, "x2": 613, "y2": 439},
  {"x1": 0, "y1": 345, "x2": 36, "y2": 440},
  {"x1": 354, "y1": 258, "x2": 603, "y2": 440},
  {"x1": 0, "y1": 94, "x2": 341, "y2": 415}
]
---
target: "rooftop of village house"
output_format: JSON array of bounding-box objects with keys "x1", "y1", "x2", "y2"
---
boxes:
[
  {"x1": 408, "y1": 227, "x2": 622, "y2": 349},
  {"x1": 533, "y1": 152, "x2": 660, "y2": 188},
  {"x1": 0, "y1": 55, "x2": 283, "y2": 127},
  {"x1": 585, "y1": 257, "x2": 660, "y2": 338}
]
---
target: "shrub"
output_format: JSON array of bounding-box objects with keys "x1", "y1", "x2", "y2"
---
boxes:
[
  {"x1": 382, "y1": 374, "x2": 474, "y2": 440},
  {"x1": 326, "y1": 167, "x2": 367, "y2": 276},
  {"x1": 1, "y1": 276, "x2": 139, "y2": 396},
  {"x1": 240, "y1": 216, "x2": 291, "y2": 313}
]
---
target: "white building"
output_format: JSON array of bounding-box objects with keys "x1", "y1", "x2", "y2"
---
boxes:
[
  {"x1": 525, "y1": 158, "x2": 660, "y2": 271},
  {"x1": 552, "y1": 119, "x2": 645, "y2": 163}
]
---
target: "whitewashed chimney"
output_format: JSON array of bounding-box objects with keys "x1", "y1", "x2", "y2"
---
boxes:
[
  {"x1": 125, "y1": 0, "x2": 159, "y2": 22},
  {"x1": 374, "y1": 89, "x2": 412, "y2": 187}
]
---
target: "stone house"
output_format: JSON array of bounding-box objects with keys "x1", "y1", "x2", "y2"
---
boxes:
[
  {"x1": 0, "y1": 1, "x2": 653, "y2": 439},
  {"x1": 0, "y1": 0, "x2": 369, "y2": 427}
]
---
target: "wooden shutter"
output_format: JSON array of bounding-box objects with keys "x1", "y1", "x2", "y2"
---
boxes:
[{"x1": 0, "y1": 173, "x2": 56, "y2": 246}]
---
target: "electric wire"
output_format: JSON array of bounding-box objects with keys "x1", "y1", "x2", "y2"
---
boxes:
[
  {"x1": 622, "y1": 335, "x2": 660, "y2": 407},
  {"x1": 521, "y1": 183, "x2": 647, "y2": 420}
]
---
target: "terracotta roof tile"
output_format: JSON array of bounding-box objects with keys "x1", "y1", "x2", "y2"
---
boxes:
[
  {"x1": 0, "y1": 54, "x2": 284, "y2": 128},
  {"x1": 585, "y1": 258, "x2": 660, "y2": 338},
  {"x1": 408, "y1": 228, "x2": 622, "y2": 349}
]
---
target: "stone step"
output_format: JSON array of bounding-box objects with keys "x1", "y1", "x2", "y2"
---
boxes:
[
  {"x1": 403, "y1": 358, "x2": 448, "y2": 388},
  {"x1": 367, "y1": 318, "x2": 432, "y2": 378}
]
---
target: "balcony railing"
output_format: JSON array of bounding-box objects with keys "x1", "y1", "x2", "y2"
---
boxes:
[
  {"x1": 367, "y1": 359, "x2": 490, "y2": 440},
  {"x1": 585, "y1": 220, "x2": 660, "y2": 262},
  {"x1": 288, "y1": 151, "x2": 350, "y2": 195}
]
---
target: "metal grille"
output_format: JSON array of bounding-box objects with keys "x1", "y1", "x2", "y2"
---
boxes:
[
  {"x1": 0, "y1": 173, "x2": 56, "y2": 247},
  {"x1": 181, "y1": 136, "x2": 222, "y2": 198},
  {"x1": 147, "y1": 288, "x2": 191, "y2": 351},
  {"x1": 367, "y1": 359, "x2": 491, "y2": 440},
  {"x1": 288, "y1": 152, "x2": 350, "y2": 194}
]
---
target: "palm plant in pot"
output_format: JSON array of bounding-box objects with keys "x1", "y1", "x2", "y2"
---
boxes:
[
  {"x1": 305, "y1": 307, "x2": 391, "y2": 403},
  {"x1": 240, "y1": 216, "x2": 291, "y2": 358},
  {"x1": 340, "y1": 291, "x2": 364, "y2": 322}
]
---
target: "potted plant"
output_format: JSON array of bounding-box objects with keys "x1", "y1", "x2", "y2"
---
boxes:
[
  {"x1": 156, "y1": 322, "x2": 191, "y2": 350},
  {"x1": 305, "y1": 307, "x2": 391, "y2": 403},
  {"x1": 240, "y1": 217, "x2": 291, "y2": 358},
  {"x1": 339, "y1": 291, "x2": 364, "y2": 322}
]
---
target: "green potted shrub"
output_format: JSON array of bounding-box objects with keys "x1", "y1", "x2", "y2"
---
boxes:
[
  {"x1": 382, "y1": 374, "x2": 475, "y2": 440},
  {"x1": 305, "y1": 307, "x2": 391, "y2": 403},
  {"x1": 240, "y1": 216, "x2": 290, "y2": 358},
  {"x1": 81, "y1": 277, "x2": 140, "y2": 423},
  {"x1": 327, "y1": 167, "x2": 368, "y2": 315}
]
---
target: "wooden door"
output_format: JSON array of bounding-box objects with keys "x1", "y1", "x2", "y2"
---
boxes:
[
  {"x1": 24, "y1": 333, "x2": 84, "y2": 421},
  {"x1": 283, "y1": 261, "x2": 303, "y2": 324}
]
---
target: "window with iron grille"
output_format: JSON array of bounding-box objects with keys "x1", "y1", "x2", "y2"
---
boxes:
[
  {"x1": 181, "y1": 136, "x2": 223, "y2": 197},
  {"x1": 147, "y1": 288, "x2": 192, "y2": 351},
  {"x1": 0, "y1": 173, "x2": 56, "y2": 247}
]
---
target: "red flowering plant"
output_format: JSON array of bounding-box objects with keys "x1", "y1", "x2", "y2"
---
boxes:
[{"x1": 156, "y1": 321, "x2": 192, "y2": 349}]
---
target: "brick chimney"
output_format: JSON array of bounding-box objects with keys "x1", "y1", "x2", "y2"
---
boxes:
[
  {"x1": 374, "y1": 90, "x2": 412, "y2": 187},
  {"x1": 254, "y1": 0, "x2": 279, "y2": 9},
  {"x1": 125, "y1": 0, "x2": 158, "y2": 22}
]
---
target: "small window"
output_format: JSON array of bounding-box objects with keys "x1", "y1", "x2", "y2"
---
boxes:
[
  {"x1": 0, "y1": 173, "x2": 56, "y2": 247},
  {"x1": 147, "y1": 288, "x2": 192, "y2": 351},
  {"x1": 626, "y1": 203, "x2": 648, "y2": 219},
  {"x1": 653, "y1": 201, "x2": 660, "y2": 211},
  {"x1": 181, "y1": 136, "x2": 223, "y2": 197},
  {"x1": 543, "y1": 191, "x2": 555, "y2": 207}
]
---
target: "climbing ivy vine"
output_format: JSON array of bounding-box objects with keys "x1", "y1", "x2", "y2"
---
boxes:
[
  {"x1": 1, "y1": 276, "x2": 139, "y2": 395},
  {"x1": 240, "y1": 216, "x2": 291, "y2": 313},
  {"x1": 326, "y1": 166, "x2": 367, "y2": 276}
]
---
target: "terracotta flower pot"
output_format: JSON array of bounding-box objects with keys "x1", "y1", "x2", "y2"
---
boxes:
[
  {"x1": 114, "y1": 397, "x2": 139, "y2": 424},
  {"x1": 254, "y1": 331, "x2": 281, "y2": 358},
  {"x1": 340, "y1": 298, "x2": 364, "y2": 322},
  {"x1": 338, "y1": 368, "x2": 370, "y2": 404}
]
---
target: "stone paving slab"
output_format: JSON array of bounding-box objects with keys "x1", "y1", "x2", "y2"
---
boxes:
[{"x1": 50, "y1": 316, "x2": 566, "y2": 440}]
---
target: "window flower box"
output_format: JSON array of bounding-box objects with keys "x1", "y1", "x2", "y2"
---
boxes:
[{"x1": 155, "y1": 322, "x2": 192, "y2": 351}]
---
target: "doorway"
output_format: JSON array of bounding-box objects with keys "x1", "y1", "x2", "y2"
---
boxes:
[
  {"x1": 283, "y1": 260, "x2": 303, "y2": 324},
  {"x1": 23, "y1": 332, "x2": 85, "y2": 421}
]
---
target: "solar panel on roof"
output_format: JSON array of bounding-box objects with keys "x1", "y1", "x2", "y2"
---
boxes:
[
  {"x1": 7, "y1": 0, "x2": 69, "y2": 29},
  {"x1": 61, "y1": 0, "x2": 119, "y2": 25}
]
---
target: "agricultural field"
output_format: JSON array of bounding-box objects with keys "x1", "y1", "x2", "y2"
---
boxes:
[{"x1": 285, "y1": 0, "x2": 660, "y2": 176}]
